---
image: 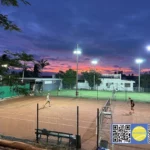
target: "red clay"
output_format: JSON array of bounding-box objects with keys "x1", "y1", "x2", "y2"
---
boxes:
[{"x1": 0, "y1": 96, "x2": 149, "y2": 150}]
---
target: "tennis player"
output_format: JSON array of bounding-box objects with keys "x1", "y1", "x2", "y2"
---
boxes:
[
  {"x1": 128, "y1": 97, "x2": 135, "y2": 114},
  {"x1": 43, "y1": 93, "x2": 51, "y2": 107}
]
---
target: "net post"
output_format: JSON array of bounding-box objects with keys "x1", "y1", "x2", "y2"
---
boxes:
[
  {"x1": 97, "y1": 85, "x2": 98, "y2": 100},
  {"x1": 97, "y1": 108, "x2": 99, "y2": 149},
  {"x1": 36, "y1": 103, "x2": 39, "y2": 143}
]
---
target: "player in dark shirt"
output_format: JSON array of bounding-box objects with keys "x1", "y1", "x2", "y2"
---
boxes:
[{"x1": 128, "y1": 97, "x2": 135, "y2": 114}]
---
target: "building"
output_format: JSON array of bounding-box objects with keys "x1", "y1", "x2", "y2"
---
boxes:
[
  {"x1": 78, "y1": 74, "x2": 135, "y2": 91},
  {"x1": 21, "y1": 78, "x2": 62, "y2": 92}
]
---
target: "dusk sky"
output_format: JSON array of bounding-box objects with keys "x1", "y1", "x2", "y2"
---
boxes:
[{"x1": 1, "y1": 0, "x2": 150, "y2": 75}]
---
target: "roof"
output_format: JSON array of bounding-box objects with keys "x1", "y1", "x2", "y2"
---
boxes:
[{"x1": 20, "y1": 78, "x2": 62, "y2": 81}]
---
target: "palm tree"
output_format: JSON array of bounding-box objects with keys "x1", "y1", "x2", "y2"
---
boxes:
[
  {"x1": 33, "y1": 63, "x2": 41, "y2": 77},
  {"x1": 33, "y1": 59, "x2": 50, "y2": 77},
  {"x1": 38, "y1": 59, "x2": 49, "y2": 69}
]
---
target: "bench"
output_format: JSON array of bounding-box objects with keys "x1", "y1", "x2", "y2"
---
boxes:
[{"x1": 35, "y1": 129, "x2": 76, "y2": 145}]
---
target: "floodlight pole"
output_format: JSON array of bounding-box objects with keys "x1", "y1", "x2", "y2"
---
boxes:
[
  {"x1": 138, "y1": 63, "x2": 141, "y2": 92},
  {"x1": 94, "y1": 66, "x2": 95, "y2": 90},
  {"x1": 76, "y1": 44, "x2": 79, "y2": 97},
  {"x1": 91, "y1": 62, "x2": 97, "y2": 90},
  {"x1": 135, "y1": 58, "x2": 144, "y2": 92}
]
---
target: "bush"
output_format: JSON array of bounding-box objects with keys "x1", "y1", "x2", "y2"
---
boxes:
[{"x1": 13, "y1": 87, "x2": 29, "y2": 96}]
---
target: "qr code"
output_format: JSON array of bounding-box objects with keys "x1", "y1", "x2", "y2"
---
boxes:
[
  {"x1": 148, "y1": 124, "x2": 150, "y2": 144},
  {"x1": 112, "y1": 124, "x2": 131, "y2": 143}
]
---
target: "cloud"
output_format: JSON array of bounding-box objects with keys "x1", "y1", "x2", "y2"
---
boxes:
[
  {"x1": 1, "y1": 0, "x2": 150, "y2": 74},
  {"x1": 113, "y1": 65, "x2": 120, "y2": 68}
]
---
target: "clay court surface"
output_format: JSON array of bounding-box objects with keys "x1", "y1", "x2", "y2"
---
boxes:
[{"x1": 0, "y1": 96, "x2": 150, "y2": 150}]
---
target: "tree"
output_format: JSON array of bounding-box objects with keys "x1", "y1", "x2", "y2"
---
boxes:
[
  {"x1": 55, "y1": 71, "x2": 65, "y2": 78},
  {"x1": 62, "y1": 69, "x2": 76, "y2": 89},
  {"x1": 0, "y1": 51, "x2": 34, "y2": 95},
  {"x1": 14, "y1": 51, "x2": 34, "y2": 72},
  {"x1": 0, "y1": 52, "x2": 23, "y2": 76},
  {"x1": 82, "y1": 70, "x2": 101, "y2": 89},
  {"x1": 38, "y1": 59, "x2": 49, "y2": 69},
  {"x1": 4, "y1": 50, "x2": 34, "y2": 78},
  {"x1": 0, "y1": 54, "x2": 9, "y2": 75},
  {"x1": 140, "y1": 72, "x2": 150, "y2": 89},
  {"x1": 0, "y1": 0, "x2": 31, "y2": 96},
  {"x1": 33, "y1": 59, "x2": 50, "y2": 77},
  {"x1": 33, "y1": 63, "x2": 41, "y2": 77},
  {"x1": 0, "y1": 0, "x2": 30, "y2": 31}
]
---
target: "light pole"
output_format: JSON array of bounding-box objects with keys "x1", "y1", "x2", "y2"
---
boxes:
[
  {"x1": 135, "y1": 58, "x2": 144, "y2": 92},
  {"x1": 91, "y1": 60, "x2": 98, "y2": 90},
  {"x1": 73, "y1": 44, "x2": 81, "y2": 97}
]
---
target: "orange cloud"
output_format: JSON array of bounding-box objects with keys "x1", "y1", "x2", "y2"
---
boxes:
[{"x1": 42, "y1": 60, "x2": 134, "y2": 75}]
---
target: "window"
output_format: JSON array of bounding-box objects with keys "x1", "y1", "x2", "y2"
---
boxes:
[
  {"x1": 125, "y1": 83, "x2": 130, "y2": 87},
  {"x1": 106, "y1": 83, "x2": 113, "y2": 88}
]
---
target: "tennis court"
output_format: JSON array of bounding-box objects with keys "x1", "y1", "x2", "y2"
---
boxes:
[
  {"x1": 111, "y1": 100, "x2": 150, "y2": 150},
  {"x1": 0, "y1": 96, "x2": 105, "y2": 150},
  {"x1": 50, "y1": 89, "x2": 150, "y2": 102},
  {"x1": 0, "y1": 96, "x2": 150, "y2": 150}
]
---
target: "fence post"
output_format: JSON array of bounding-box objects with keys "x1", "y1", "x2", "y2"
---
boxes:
[
  {"x1": 97, "y1": 85, "x2": 98, "y2": 100},
  {"x1": 36, "y1": 103, "x2": 39, "y2": 143},
  {"x1": 77, "y1": 106, "x2": 79, "y2": 136},
  {"x1": 97, "y1": 108, "x2": 99, "y2": 149},
  {"x1": 76, "y1": 106, "x2": 81, "y2": 149}
]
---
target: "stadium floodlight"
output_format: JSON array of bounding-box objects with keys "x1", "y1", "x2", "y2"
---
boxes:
[
  {"x1": 135, "y1": 58, "x2": 144, "y2": 92},
  {"x1": 146, "y1": 45, "x2": 150, "y2": 51},
  {"x1": 73, "y1": 48, "x2": 82, "y2": 55},
  {"x1": 73, "y1": 44, "x2": 82, "y2": 97},
  {"x1": 91, "y1": 60, "x2": 98, "y2": 65},
  {"x1": 91, "y1": 59, "x2": 98, "y2": 90},
  {"x1": 135, "y1": 58, "x2": 144, "y2": 64},
  {"x1": 1, "y1": 64, "x2": 8, "y2": 68}
]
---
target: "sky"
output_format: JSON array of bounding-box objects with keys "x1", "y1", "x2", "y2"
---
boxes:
[{"x1": 1, "y1": 0, "x2": 150, "y2": 75}]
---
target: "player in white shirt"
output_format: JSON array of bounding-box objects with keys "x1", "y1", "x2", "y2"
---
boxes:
[{"x1": 43, "y1": 93, "x2": 51, "y2": 107}]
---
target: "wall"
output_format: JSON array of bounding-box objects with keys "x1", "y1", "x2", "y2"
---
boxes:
[
  {"x1": 77, "y1": 78, "x2": 135, "y2": 91},
  {"x1": 98, "y1": 78, "x2": 135, "y2": 91},
  {"x1": 42, "y1": 80, "x2": 61, "y2": 91},
  {"x1": 78, "y1": 81, "x2": 90, "y2": 90}
]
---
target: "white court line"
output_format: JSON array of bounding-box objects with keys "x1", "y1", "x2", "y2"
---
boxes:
[
  {"x1": 0, "y1": 116, "x2": 35, "y2": 122},
  {"x1": 0, "y1": 99, "x2": 43, "y2": 109},
  {"x1": 0, "y1": 116, "x2": 95, "y2": 130},
  {"x1": 0, "y1": 100, "x2": 97, "y2": 114},
  {"x1": 0, "y1": 111, "x2": 94, "y2": 124},
  {"x1": 0, "y1": 110, "x2": 36, "y2": 116},
  {"x1": 0, "y1": 112, "x2": 93, "y2": 124}
]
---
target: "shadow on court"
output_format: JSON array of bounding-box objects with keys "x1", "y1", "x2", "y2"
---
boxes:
[{"x1": 82, "y1": 117, "x2": 96, "y2": 143}]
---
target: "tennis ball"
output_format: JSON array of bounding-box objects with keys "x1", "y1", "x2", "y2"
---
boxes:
[{"x1": 132, "y1": 126, "x2": 147, "y2": 141}]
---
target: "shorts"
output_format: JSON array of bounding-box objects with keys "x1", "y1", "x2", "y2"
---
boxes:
[{"x1": 131, "y1": 104, "x2": 135, "y2": 110}]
